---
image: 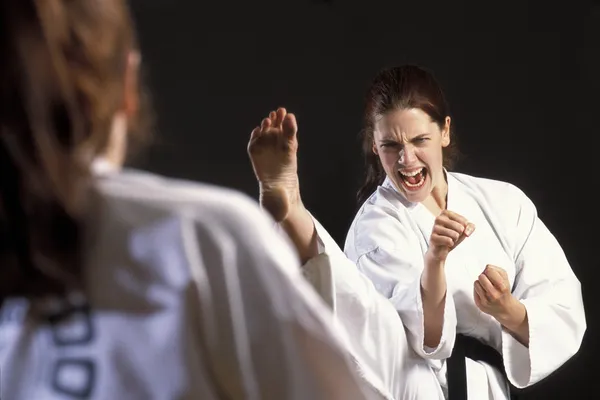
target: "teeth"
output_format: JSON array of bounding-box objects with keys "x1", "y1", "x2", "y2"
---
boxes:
[
  {"x1": 399, "y1": 168, "x2": 423, "y2": 177},
  {"x1": 399, "y1": 168, "x2": 426, "y2": 189}
]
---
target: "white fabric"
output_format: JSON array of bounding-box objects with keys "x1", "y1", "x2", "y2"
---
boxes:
[
  {"x1": 301, "y1": 217, "x2": 445, "y2": 400},
  {"x1": 0, "y1": 168, "x2": 374, "y2": 400},
  {"x1": 344, "y1": 172, "x2": 586, "y2": 400}
]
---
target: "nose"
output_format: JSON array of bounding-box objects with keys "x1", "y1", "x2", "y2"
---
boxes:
[{"x1": 398, "y1": 145, "x2": 417, "y2": 165}]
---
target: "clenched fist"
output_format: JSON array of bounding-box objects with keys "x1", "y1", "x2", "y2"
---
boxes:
[
  {"x1": 427, "y1": 210, "x2": 475, "y2": 262},
  {"x1": 474, "y1": 264, "x2": 517, "y2": 320}
]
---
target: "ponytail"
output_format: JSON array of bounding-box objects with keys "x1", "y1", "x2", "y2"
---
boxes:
[{"x1": 0, "y1": 0, "x2": 140, "y2": 299}]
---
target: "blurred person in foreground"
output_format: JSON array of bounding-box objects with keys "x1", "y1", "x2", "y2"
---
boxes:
[{"x1": 0, "y1": 1, "x2": 384, "y2": 399}]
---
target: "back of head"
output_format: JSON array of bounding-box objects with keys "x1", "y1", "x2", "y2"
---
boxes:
[
  {"x1": 0, "y1": 0, "x2": 139, "y2": 299},
  {"x1": 357, "y1": 65, "x2": 458, "y2": 206}
]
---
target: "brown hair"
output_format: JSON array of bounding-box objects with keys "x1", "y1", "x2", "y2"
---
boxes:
[
  {"x1": 357, "y1": 65, "x2": 459, "y2": 206},
  {"x1": 0, "y1": 0, "x2": 146, "y2": 299}
]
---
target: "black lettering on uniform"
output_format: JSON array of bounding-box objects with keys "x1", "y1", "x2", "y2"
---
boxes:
[
  {"x1": 52, "y1": 358, "x2": 95, "y2": 398},
  {"x1": 48, "y1": 304, "x2": 94, "y2": 346}
]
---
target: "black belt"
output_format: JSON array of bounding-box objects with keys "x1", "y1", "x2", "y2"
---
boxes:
[{"x1": 447, "y1": 334, "x2": 519, "y2": 400}]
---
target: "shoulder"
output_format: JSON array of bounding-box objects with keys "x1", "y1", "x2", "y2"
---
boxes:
[
  {"x1": 346, "y1": 183, "x2": 420, "y2": 259},
  {"x1": 93, "y1": 169, "x2": 287, "y2": 261},
  {"x1": 449, "y1": 171, "x2": 538, "y2": 226},
  {"x1": 96, "y1": 168, "x2": 269, "y2": 224},
  {"x1": 449, "y1": 171, "x2": 519, "y2": 195}
]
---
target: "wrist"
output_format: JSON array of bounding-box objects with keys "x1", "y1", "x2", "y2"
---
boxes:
[
  {"x1": 497, "y1": 297, "x2": 527, "y2": 332},
  {"x1": 421, "y1": 258, "x2": 447, "y2": 305},
  {"x1": 424, "y1": 250, "x2": 446, "y2": 269}
]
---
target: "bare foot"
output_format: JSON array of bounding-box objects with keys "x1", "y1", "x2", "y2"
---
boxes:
[{"x1": 247, "y1": 107, "x2": 300, "y2": 222}]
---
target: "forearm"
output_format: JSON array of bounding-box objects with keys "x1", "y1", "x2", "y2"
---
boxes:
[
  {"x1": 279, "y1": 202, "x2": 319, "y2": 264},
  {"x1": 420, "y1": 254, "x2": 447, "y2": 348},
  {"x1": 497, "y1": 299, "x2": 529, "y2": 347}
]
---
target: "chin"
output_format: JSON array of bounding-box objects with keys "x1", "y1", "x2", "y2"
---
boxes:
[{"x1": 401, "y1": 190, "x2": 429, "y2": 204}]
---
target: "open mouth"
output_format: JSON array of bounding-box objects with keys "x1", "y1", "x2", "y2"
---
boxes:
[{"x1": 398, "y1": 167, "x2": 427, "y2": 191}]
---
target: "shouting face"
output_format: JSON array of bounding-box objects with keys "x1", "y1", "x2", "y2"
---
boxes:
[{"x1": 373, "y1": 108, "x2": 450, "y2": 204}]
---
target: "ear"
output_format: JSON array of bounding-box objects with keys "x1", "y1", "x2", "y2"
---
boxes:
[
  {"x1": 372, "y1": 140, "x2": 378, "y2": 155},
  {"x1": 123, "y1": 51, "x2": 141, "y2": 118},
  {"x1": 441, "y1": 116, "x2": 451, "y2": 147}
]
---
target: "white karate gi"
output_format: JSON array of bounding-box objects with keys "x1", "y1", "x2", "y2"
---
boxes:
[
  {"x1": 343, "y1": 172, "x2": 586, "y2": 399},
  {"x1": 301, "y1": 218, "x2": 446, "y2": 400},
  {"x1": 0, "y1": 167, "x2": 375, "y2": 400}
]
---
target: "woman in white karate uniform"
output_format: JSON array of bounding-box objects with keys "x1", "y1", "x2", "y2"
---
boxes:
[
  {"x1": 341, "y1": 65, "x2": 586, "y2": 399},
  {"x1": 248, "y1": 67, "x2": 586, "y2": 399},
  {"x1": 247, "y1": 108, "x2": 447, "y2": 400},
  {"x1": 0, "y1": 1, "x2": 382, "y2": 399}
]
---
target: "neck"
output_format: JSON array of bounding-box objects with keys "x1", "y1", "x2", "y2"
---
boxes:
[
  {"x1": 104, "y1": 113, "x2": 127, "y2": 169},
  {"x1": 423, "y1": 170, "x2": 448, "y2": 213}
]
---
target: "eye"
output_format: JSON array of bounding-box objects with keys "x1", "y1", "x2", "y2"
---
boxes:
[
  {"x1": 414, "y1": 137, "x2": 429, "y2": 144},
  {"x1": 380, "y1": 142, "x2": 398, "y2": 148}
]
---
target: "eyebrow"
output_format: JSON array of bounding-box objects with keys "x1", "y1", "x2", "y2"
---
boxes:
[
  {"x1": 378, "y1": 133, "x2": 431, "y2": 142},
  {"x1": 412, "y1": 133, "x2": 431, "y2": 140}
]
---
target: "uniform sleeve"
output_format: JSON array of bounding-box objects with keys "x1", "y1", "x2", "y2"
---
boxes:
[
  {"x1": 339, "y1": 206, "x2": 457, "y2": 361},
  {"x1": 502, "y1": 192, "x2": 586, "y2": 388},
  {"x1": 301, "y1": 216, "x2": 444, "y2": 400},
  {"x1": 185, "y1": 197, "x2": 372, "y2": 400},
  {"x1": 357, "y1": 246, "x2": 457, "y2": 361}
]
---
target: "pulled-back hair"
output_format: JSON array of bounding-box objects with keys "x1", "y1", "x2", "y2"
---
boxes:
[
  {"x1": 0, "y1": 0, "x2": 145, "y2": 299},
  {"x1": 357, "y1": 65, "x2": 458, "y2": 206}
]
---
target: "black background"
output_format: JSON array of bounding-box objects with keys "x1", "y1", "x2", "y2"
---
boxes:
[{"x1": 129, "y1": 0, "x2": 598, "y2": 398}]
